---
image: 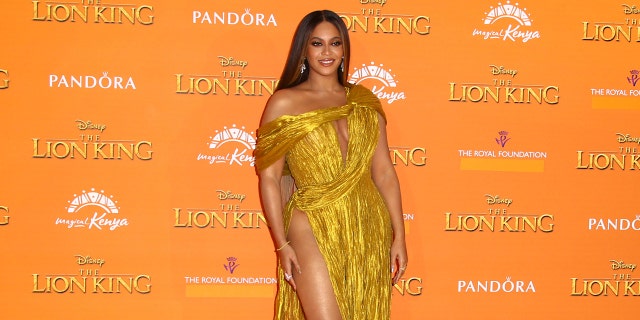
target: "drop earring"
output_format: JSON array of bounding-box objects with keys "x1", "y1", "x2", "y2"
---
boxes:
[
  {"x1": 300, "y1": 60, "x2": 306, "y2": 74},
  {"x1": 340, "y1": 58, "x2": 344, "y2": 72}
]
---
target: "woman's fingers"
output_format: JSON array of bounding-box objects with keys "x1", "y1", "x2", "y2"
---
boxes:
[
  {"x1": 390, "y1": 247, "x2": 408, "y2": 285},
  {"x1": 280, "y1": 246, "x2": 301, "y2": 291}
]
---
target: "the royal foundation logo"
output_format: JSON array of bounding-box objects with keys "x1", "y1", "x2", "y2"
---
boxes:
[
  {"x1": 582, "y1": 4, "x2": 640, "y2": 42},
  {"x1": 449, "y1": 65, "x2": 559, "y2": 105},
  {"x1": 184, "y1": 256, "x2": 276, "y2": 298},
  {"x1": 196, "y1": 124, "x2": 256, "y2": 167},
  {"x1": 591, "y1": 69, "x2": 640, "y2": 109},
  {"x1": 576, "y1": 133, "x2": 640, "y2": 170},
  {"x1": 32, "y1": 0, "x2": 154, "y2": 25},
  {"x1": 192, "y1": 8, "x2": 277, "y2": 27},
  {"x1": 33, "y1": 255, "x2": 151, "y2": 294},
  {"x1": 571, "y1": 259, "x2": 639, "y2": 296},
  {"x1": 458, "y1": 276, "x2": 536, "y2": 293},
  {"x1": 389, "y1": 146, "x2": 426, "y2": 166},
  {"x1": 339, "y1": 0, "x2": 430, "y2": 35},
  {"x1": 0, "y1": 69, "x2": 9, "y2": 89},
  {"x1": 458, "y1": 130, "x2": 548, "y2": 172},
  {"x1": 176, "y1": 56, "x2": 278, "y2": 96},
  {"x1": 588, "y1": 215, "x2": 640, "y2": 231},
  {"x1": 32, "y1": 120, "x2": 153, "y2": 160},
  {"x1": 445, "y1": 194, "x2": 554, "y2": 232},
  {"x1": 0, "y1": 206, "x2": 9, "y2": 226},
  {"x1": 472, "y1": 1, "x2": 541, "y2": 43},
  {"x1": 223, "y1": 257, "x2": 240, "y2": 274},
  {"x1": 629, "y1": 69, "x2": 640, "y2": 86},
  {"x1": 349, "y1": 62, "x2": 406, "y2": 104},
  {"x1": 55, "y1": 188, "x2": 128, "y2": 231},
  {"x1": 49, "y1": 72, "x2": 137, "y2": 90},
  {"x1": 173, "y1": 189, "x2": 266, "y2": 229}
]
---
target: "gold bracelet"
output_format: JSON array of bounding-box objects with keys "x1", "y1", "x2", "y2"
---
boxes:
[{"x1": 275, "y1": 241, "x2": 290, "y2": 252}]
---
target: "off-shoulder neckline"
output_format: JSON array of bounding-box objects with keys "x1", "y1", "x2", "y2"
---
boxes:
[{"x1": 263, "y1": 85, "x2": 354, "y2": 125}]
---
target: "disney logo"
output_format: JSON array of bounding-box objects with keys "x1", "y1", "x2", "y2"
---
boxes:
[
  {"x1": 610, "y1": 260, "x2": 637, "y2": 272},
  {"x1": 75, "y1": 255, "x2": 105, "y2": 267},
  {"x1": 217, "y1": 190, "x2": 246, "y2": 202},
  {"x1": 616, "y1": 133, "x2": 640, "y2": 144},
  {"x1": 360, "y1": 0, "x2": 387, "y2": 6},
  {"x1": 76, "y1": 120, "x2": 106, "y2": 133},
  {"x1": 485, "y1": 194, "x2": 513, "y2": 207},
  {"x1": 218, "y1": 56, "x2": 248, "y2": 69},
  {"x1": 489, "y1": 65, "x2": 517, "y2": 77}
]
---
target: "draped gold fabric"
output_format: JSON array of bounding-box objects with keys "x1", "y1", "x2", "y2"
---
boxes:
[{"x1": 255, "y1": 85, "x2": 393, "y2": 320}]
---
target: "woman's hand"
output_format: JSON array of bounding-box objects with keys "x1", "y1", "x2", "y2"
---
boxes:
[
  {"x1": 277, "y1": 243, "x2": 302, "y2": 291},
  {"x1": 390, "y1": 237, "x2": 408, "y2": 285}
]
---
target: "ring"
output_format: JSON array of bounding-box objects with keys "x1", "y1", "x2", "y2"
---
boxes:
[
  {"x1": 284, "y1": 273, "x2": 292, "y2": 281},
  {"x1": 400, "y1": 266, "x2": 407, "y2": 270}
]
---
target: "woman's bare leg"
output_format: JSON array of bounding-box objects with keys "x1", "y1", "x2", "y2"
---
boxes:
[{"x1": 288, "y1": 209, "x2": 342, "y2": 320}]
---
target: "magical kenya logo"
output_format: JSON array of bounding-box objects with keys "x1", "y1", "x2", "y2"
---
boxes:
[
  {"x1": 472, "y1": 1, "x2": 541, "y2": 43},
  {"x1": 196, "y1": 124, "x2": 256, "y2": 166},
  {"x1": 349, "y1": 61, "x2": 406, "y2": 104},
  {"x1": 55, "y1": 188, "x2": 128, "y2": 231}
]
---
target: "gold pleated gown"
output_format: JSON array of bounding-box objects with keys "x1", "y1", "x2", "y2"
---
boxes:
[{"x1": 255, "y1": 85, "x2": 392, "y2": 320}]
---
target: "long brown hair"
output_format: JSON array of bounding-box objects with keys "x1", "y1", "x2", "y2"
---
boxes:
[{"x1": 276, "y1": 10, "x2": 351, "y2": 91}]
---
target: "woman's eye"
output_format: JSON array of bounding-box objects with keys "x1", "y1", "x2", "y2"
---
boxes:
[
  {"x1": 311, "y1": 41, "x2": 322, "y2": 46},
  {"x1": 332, "y1": 41, "x2": 342, "y2": 46}
]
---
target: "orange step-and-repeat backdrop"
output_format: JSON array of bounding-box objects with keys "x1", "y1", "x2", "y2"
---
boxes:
[{"x1": 1, "y1": 0, "x2": 639, "y2": 319}]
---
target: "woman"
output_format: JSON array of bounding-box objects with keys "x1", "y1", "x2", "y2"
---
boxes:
[{"x1": 255, "y1": 10, "x2": 407, "y2": 320}]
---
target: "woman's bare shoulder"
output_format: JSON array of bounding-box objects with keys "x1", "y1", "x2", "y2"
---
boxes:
[{"x1": 260, "y1": 88, "x2": 305, "y2": 125}]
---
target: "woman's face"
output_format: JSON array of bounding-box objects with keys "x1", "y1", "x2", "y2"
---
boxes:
[{"x1": 305, "y1": 21, "x2": 344, "y2": 77}]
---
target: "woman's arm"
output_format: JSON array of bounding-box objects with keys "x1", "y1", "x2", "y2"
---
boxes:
[
  {"x1": 257, "y1": 91, "x2": 301, "y2": 289},
  {"x1": 370, "y1": 113, "x2": 408, "y2": 285},
  {"x1": 258, "y1": 157, "x2": 288, "y2": 251}
]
